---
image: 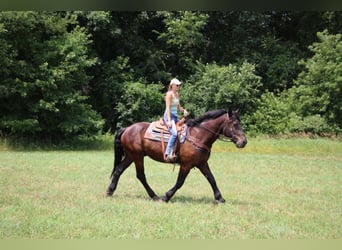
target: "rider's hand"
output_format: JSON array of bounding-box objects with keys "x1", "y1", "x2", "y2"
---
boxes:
[
  {"x1": 183, "y1": 109, "x2": 189, "y2": 117},
  {"x1": 168, "y1": 121, "x2": 172, "y2": 128}
]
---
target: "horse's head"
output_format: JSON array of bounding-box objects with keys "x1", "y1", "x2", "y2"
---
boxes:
[{"x1": 222, "y1": 110, "x2": 247, "y2": 148}]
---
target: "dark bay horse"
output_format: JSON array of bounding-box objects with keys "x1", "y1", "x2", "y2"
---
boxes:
[{"x1": 106, "y1": 109, "x2": 247, "y2": 203}]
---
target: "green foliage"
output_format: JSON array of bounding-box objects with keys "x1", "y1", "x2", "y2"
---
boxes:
[
  {"x1": 253, "y1": 37, "x2": 305, "y2": 92},
  {"x1": 294, "y1": 30, "x2": 342, "y2": 128},
  {"x1": 181, "y1": 61, "x2": 261, "y2": 117},
  {"x1": 0, "y1": 119, "x2": 41, "y2": 134},
  {"x1": 0, "y1": 11, "x2": 341, "y2": 140},
  {"x1": 288, "y1": 115, "x2": 333, "y2": 135},
  {"x1": 0, "y1": 12, "x2": 103, "y2": 140},
  {"x1": 246, "y1": 30, "x2": 341, "y2": 135},
  {"x1": 158, "y1": 11, "x2": 208, "y2": 50},
  {"x1": 247, "y1": 92, "x2": 291, "y2": 135},
  {"x1": 116, "y1": 81, "x2": 164, "y2": 128},
  {"x1": 248, "y1": 90, "x2": 336, "y2": 135},
  {"x1": 157, "y1": 11, "x2": 208, "y2": 77},
  {"x1": 90, "y1": 56, "x2": 134, "y2": 132}
]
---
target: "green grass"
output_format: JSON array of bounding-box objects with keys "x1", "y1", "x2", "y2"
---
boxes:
[{"x1": 0, "y1": 138, "x2": 341, "y2": 239}]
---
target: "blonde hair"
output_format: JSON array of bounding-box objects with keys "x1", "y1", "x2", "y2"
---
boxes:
[{"x1": 168, "y1": 82, "x2": 173, "y2": 91}]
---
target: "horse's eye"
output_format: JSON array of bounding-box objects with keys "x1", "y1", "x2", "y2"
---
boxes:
[{"x1": 234, "y1": 123, "x2": 240, "y2": 130}]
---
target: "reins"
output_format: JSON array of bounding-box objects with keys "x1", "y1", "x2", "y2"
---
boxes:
[{"x1": 188, "y1": 112, "x2": 233, "y2": 142}]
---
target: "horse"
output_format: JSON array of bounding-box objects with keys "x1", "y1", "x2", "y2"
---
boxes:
[{"x1": 106, "y1": 109, "x2": 247, "y2": 203}]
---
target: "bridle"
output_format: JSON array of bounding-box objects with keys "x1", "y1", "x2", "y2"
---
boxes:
[{"x1": 189, "y1": 112, "x2": 233, "y2": 142}]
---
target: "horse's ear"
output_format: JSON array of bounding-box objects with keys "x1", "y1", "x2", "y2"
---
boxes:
[{"x1": 233, "y1": 109, "x2": 240, "y2": 115}]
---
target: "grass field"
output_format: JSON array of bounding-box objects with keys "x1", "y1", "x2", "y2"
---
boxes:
[{"x1": 0, "y1": 137, "x2": 341, "y2": 239}]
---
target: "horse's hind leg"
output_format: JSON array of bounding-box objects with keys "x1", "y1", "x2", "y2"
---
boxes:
[
  {"x1": 106, "y1": 157, "x2": 133, "y2": 196},
  {"x1": 134, "y1": 158, "x2": 159, "y2": 201}
]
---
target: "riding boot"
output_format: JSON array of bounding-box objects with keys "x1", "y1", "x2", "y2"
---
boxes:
[
  {"x1": 165, "y1": 151, "x2": 177, "y2": 163},
  {"x1": 165, "y1": 155, "x2": 176, "y2": 163}
]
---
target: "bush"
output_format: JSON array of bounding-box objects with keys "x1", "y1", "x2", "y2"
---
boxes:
[
  {"x1": 247, "y1": 91, "x2": 338, "y2": 136},
  {"x1": 116, "y1": 81, "x2": 164, "y2": 128},
  {"x1": 181, "y1": 61, "x2": 262, "y2": 117},
  {"x1": 294, "y1": 30, "x2": 342, "y2": 129},
  {"x1": 289, "y1": 114, "x2": 334, "y2": 135},
  {"x1": 246, "y1": 92, "x2": 290, "y2": 135}
]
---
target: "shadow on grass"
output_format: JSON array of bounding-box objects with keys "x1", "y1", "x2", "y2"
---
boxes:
[
  {"x1": 109, "y1": 193, "x2": 262, "y2": 206},
  {"x1": 168, "y1": 195, "x2": 218, "y2": 205},
  {"x1": 106, "y1": 193, "x2": 215, "y2": 204},
  {"x1": 170, "y1": 196, "x2": 262, "y2": 206}
]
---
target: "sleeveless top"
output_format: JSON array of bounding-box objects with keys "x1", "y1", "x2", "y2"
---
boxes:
[{"x1": 170, "y1": 92, "x2": 179, "y2": 114}]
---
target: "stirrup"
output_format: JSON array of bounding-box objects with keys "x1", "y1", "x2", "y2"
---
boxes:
[{"x1": 165, "y1": 154, "x2": 177, "y2": 163}]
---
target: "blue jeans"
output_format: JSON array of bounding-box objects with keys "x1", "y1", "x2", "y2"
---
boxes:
[{"x1": 164, "y1": 112, "x2": 178, "y2": 156}]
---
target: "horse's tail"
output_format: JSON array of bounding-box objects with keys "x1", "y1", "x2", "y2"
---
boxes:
[{"x1": 110, "y1": 128, "x2": 126, "y2": 178}]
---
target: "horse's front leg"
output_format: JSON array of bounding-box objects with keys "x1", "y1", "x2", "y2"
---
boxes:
[
  {"x1": 162, "y1": 165, "x2": 191, "y2": 202},
  {"x1": 134, "y1": 158, "x2": 160, "y2": 201},
  {"x1": 198, "y1": 162, "x2": 225, "y2": 203}
]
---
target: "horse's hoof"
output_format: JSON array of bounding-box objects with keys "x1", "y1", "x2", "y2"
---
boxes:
[
  {"x1": 216, "y1": 198, "x2": 226, "y2": 204},
  {"x1": 106, "y1": 190, "x2": 113, "y2": 197},
  {"x1": 161, "y1": 196, "x2": 169, "y2": 203},
  {"x1": 156, "y1": 198, "x2": 166, "y2": 203},
  {"x1": 152, "y1": 195, "x2": 161, "y2": 201}
]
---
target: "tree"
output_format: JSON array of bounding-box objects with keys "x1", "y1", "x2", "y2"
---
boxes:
[
  {"x1": 180, "y1": 61, "x2": 262, "y2": 117},
  {"x1": 89, "y1": 56, "x2": 134, "y2": 133},
  {"x1": 249, "y1": 90, "x2": 334, "y2": 135},
  {"x1": 0, "y1": 12, "x2": 103, "y2": 140},
  {"x1": 247, "y1": 92, "x2": 292, "y2": 135},
  {"x1": 157, "y1": 11, "x2": 209, "y2": 78},
  {"x1": 116, "y1": 81, "x2": 164, "y2": 128},
  {"x1": 1, "y1": 11, "x2": 340, "y2": 138},
  {"x1": 294, "y1": 30, "x2": 341, "y2": 129}
]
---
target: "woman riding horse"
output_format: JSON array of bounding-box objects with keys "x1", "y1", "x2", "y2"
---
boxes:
[{"x1": 106, "y1": 109, "x2": 247, "y2": 203}]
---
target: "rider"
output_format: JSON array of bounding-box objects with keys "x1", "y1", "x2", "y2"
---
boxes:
[{"x1": 164, "y1": 78, "x2": 188, "y2": 162}]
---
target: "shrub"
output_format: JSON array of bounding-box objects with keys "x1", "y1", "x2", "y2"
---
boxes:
[{"x1": 181, "y1": 61, "x2": 262, "y2": 117}]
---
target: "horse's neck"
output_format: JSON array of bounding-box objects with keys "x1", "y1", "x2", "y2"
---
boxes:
[
  {"x1": 193, "y1": 115, "x2": 226, "y2": 146},
  {"x1": 207, "y1": 114, "x2": 226, "y2": 133}
]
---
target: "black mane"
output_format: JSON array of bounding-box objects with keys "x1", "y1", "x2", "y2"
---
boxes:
[{"x1": 186, "y1": 109, "x2": 227, "y2": 127}]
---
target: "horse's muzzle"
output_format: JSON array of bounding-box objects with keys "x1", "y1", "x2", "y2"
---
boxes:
[{"x1": 234, "y1": 138, "x2": 247, "y2": 148}]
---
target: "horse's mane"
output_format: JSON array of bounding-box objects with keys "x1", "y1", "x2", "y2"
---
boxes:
[{"x1": 186, "y1": 109, "x2": 227, "y2": 127}]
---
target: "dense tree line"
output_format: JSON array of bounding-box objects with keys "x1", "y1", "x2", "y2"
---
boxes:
[{"x1": 0, "y1": 11, "x2": 341, "y2": 141}]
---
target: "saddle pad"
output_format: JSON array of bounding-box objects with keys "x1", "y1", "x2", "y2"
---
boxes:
[
  {"x1": 144, "y1": 120, "x2": 188, "y2": 144},
  {"x1": 144, "y1": 121, "x2": 171, "y2": 142}
]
